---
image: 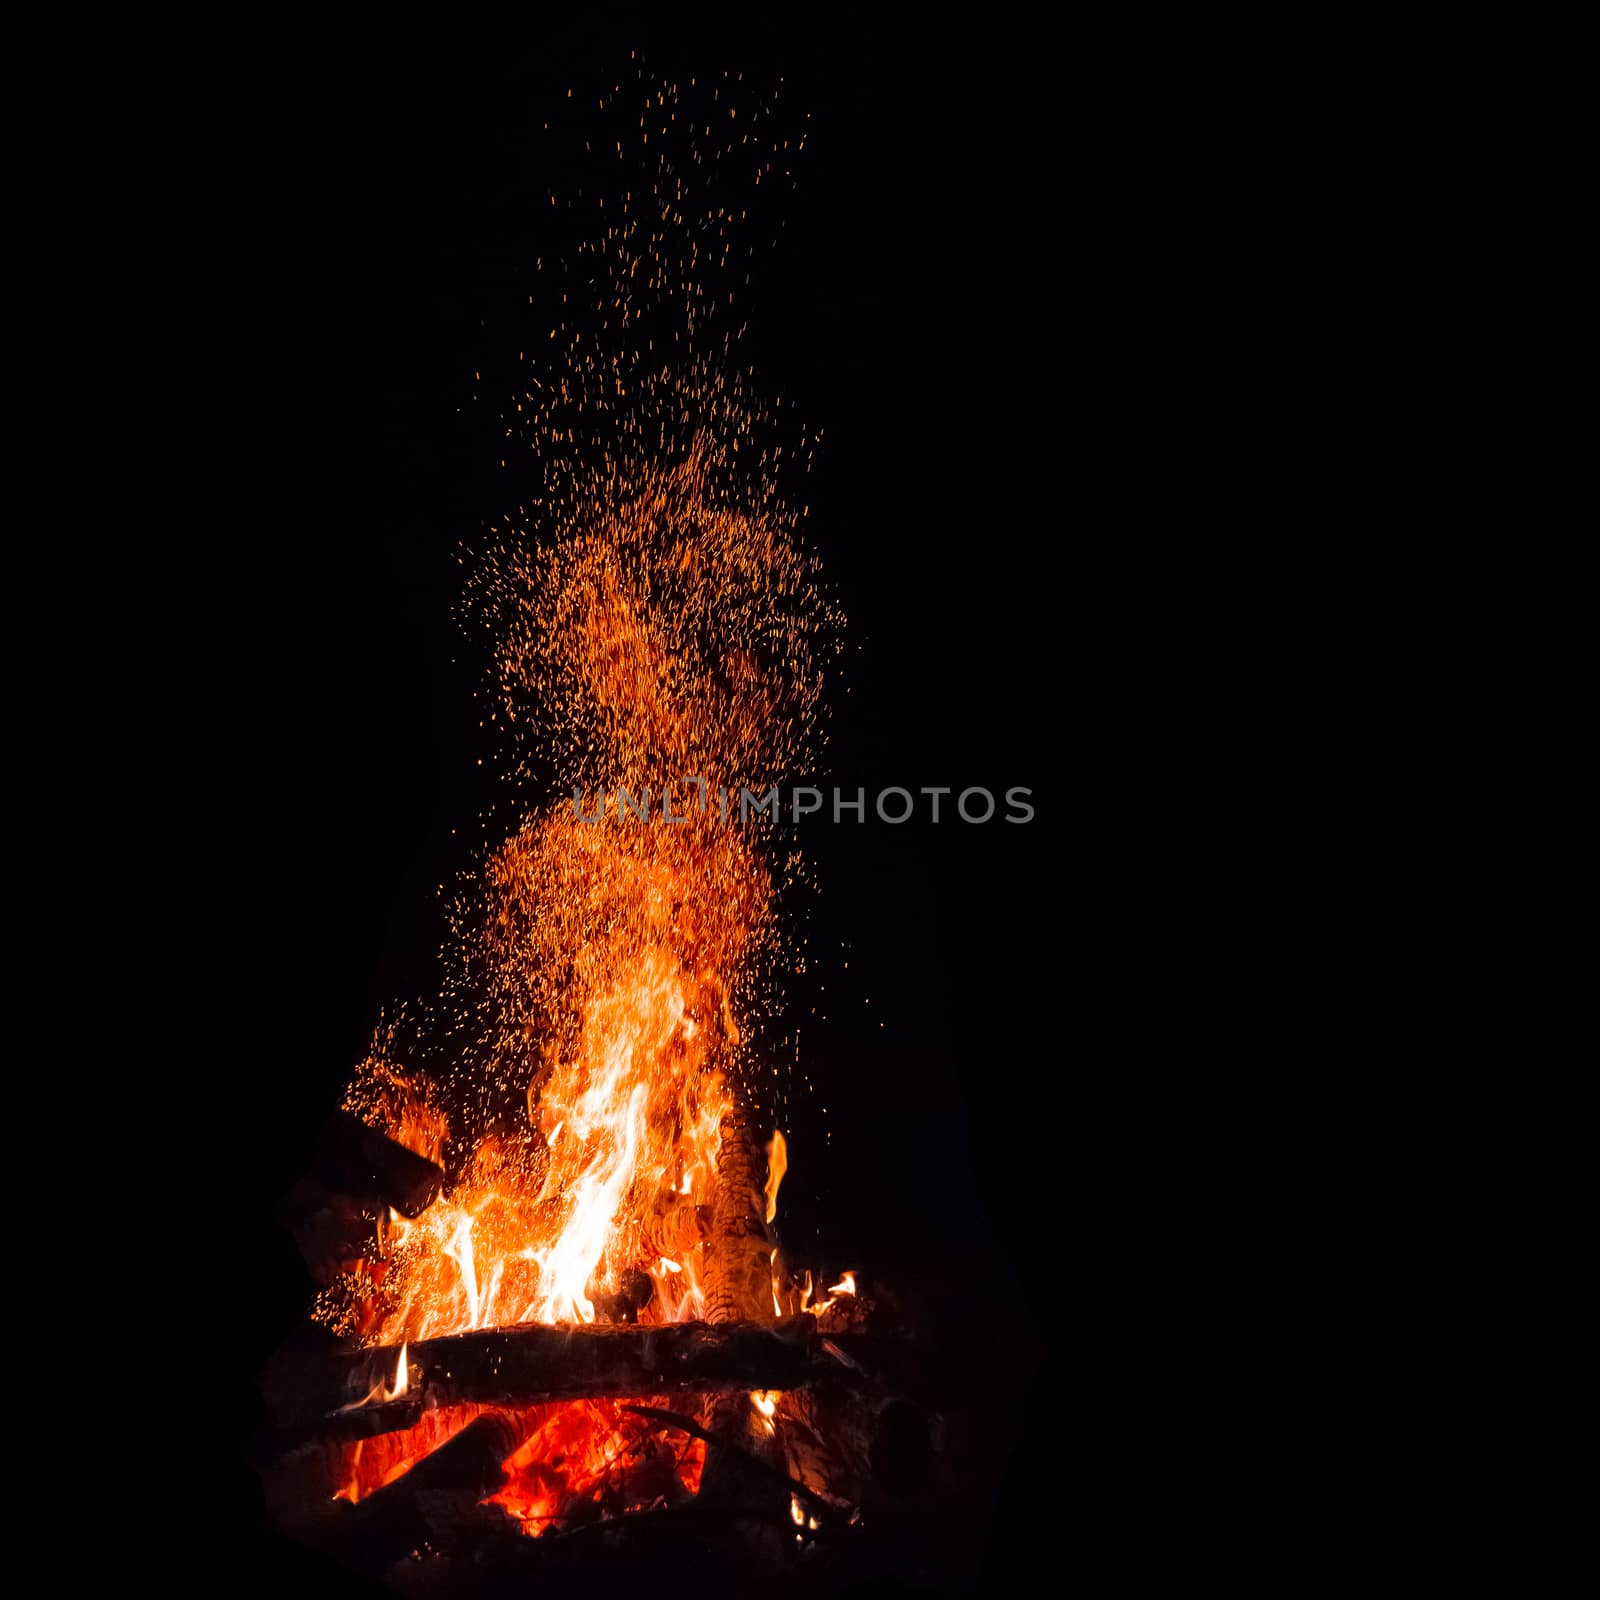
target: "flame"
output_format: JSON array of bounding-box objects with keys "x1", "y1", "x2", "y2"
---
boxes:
[
  {"x1": 764, "y1": 1130, "x2": 788, "y2": 1224},
  {"x1": 829, "y1": 1271, "x2": 857, "y2": 1297},
  {"x1": 800, "y1": 1268, "x2": 829, "y2": 1316},
  {"x1": 336, "y1": 1341, "x2": 410, "y2": 1413},
  {"x1": 750, "y1": 1388, "x2": 780, "y2": 1438}
]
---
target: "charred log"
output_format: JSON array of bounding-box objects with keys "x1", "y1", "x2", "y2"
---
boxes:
[
  {"x1": 254, "y1": 1394, "x2": 428, "y2": 1463},
  {"x1": 589, "y1": 1267, "x2": 655, "y2": 1324},
  {"x1": 314, "y1": 1108, "x2": 444, "y2": 1219},
  {"x1": 267, "y1": 1317, "x2": 868, "y2": 1432},
  {"x1": 621, "y1": 1405, "x2": 841, "y2": 1520},
  {"x1": 780, "y1": 1388, "x2": 935, "y2": 1508},
  {"x1": 336, "y1": 1411, "x2": 531, "y2": 1565},
  {"x1": 279, "y1": 1179, "x2": 383, "y2": 1289}
]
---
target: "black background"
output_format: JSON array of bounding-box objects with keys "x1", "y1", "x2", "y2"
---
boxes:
[{"x1": 171, "y1": 7, "x2": 1150, "y2": 1593}]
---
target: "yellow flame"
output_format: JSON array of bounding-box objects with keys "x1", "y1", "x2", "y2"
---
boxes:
[
  {"x1": 337, "y1": 1340, "x2": 410, "y2": 1412},
  {"x1": 764, "y1": 1129, "x2": 788, "y2": 1223},
  {"x1": 800, "y1": 1267, "x2": 833, "y2": 1317}
]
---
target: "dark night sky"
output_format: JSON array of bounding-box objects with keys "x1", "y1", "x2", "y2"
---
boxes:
[{"x1": 176, "y1": 9, "x2": 1143, "y2": 1593}]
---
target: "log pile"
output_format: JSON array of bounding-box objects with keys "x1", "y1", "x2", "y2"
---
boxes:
[{"x1": 261, "y1": 1090, "x2": 936, "y2": 1570}]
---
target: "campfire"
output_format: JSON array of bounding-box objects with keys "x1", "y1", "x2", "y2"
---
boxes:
[
  {"x1": 259, "y1": 807, "x2": 925, "y2": 1576},
  {"x1": 259, "y1": 1096, "x2": 901, "y2": 1574},
  {"x1": 255, "y1": 433, "x2": 929, "y2": 1580},
  {"x1": 254, "y1": 73, "x2": 938, "y2": 1586}
]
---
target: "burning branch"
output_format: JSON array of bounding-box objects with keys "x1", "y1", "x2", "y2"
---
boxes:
[{"x1": 267, "y1": 1317, "x2": 871, "y2": 1436}]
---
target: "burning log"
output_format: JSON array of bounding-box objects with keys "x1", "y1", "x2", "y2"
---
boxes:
[
  {"x1": 359, "y1": 1410, "x2": 526, "y2": 1509},
  {"x1": 782, "y1": 1388, "x2": 934, "y2": 1503},
  {"x1": 704, "y1": 1100, "x2": 776, "y2": 1325},
  {"x1": 700, "y1": 1099, "x2": 788, "y2": 1514},
  {"x1": 336, "y1": 1410, "x2": 532, "y2": 1565},
  {"x1": 255, "y1": 1394, "x2": 428, "y2": 1462},
  {"x1": 621, "y1": 1406, "x2": 840, "y2": 1520},
  {"x1": 269, "y1": 1317, "x2": 869, "y2": 1436},
  {"x1": 279, "y1": 1112, "x2": 446, "y2": 1287}
]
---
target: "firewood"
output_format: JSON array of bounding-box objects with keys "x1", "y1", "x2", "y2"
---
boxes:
[
  {"x1": 253, "y1": 1394, "x2": 428, "y2": 1463},
  {"x1": 620, "y1": 1405, "x2": 841, "y2": 1520},
  {"x1": 700, "y1": 1100, "x2": 788, "y2": 1513},
  {"x1": 336, "y1": 1410, "x2": 531, "y2": 1564},
  {"x1": 278, "y1": 1175, "x2": 385, "y2": 1288},
  {"x1": 703, "y1": 1101, "x2": 773, "y2": 1325},
  {"x1": 360, "y1": 1410, "x2": 525, "y2": 1506},
  {"x1": 271, "y1": 1317, "x2": 871, "y2": 1431},
  {"x1": 314, "y1": 1108, "x2": 445, "y2": 1218},
  {"x1": 642, "y1": 1190, "x2": 710, "y2": 1260}
]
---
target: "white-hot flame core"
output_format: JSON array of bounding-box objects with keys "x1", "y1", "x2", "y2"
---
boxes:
[{"x1": 533, "y1": 1080, "x2": 647, "y2": 1323}]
